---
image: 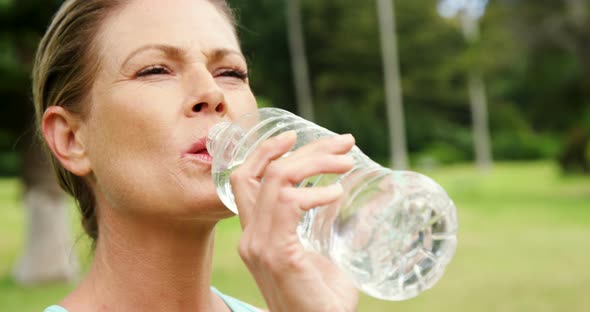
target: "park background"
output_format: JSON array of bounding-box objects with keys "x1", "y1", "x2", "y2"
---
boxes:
[{"x1": 1, "y1": 0, "x2": 589, "y2": 311}]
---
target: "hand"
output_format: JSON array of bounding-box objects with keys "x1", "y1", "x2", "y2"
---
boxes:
[{"x1": 230, "y1": 131, "x2": 359, "y2": 312}]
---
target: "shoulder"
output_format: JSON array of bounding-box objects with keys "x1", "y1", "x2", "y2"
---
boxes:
[
  {"x1": 44, "y1": 306, "x2": 69, "y2": 312},
  {"x1": 212, "y1": 287, "x2": 265, "y2": 312},
  {"x1": 45, "y1": 292, "x2": 264, "y2": 312}
]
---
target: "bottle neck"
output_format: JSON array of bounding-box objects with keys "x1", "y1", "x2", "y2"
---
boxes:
[{"x1": 206, "y1": 122, "x2": 231, "y2": 159}]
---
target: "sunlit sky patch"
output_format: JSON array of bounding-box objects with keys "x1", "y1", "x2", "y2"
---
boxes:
[{"x1": 438, "y1": 0, "x2": 489, "y2": 19}]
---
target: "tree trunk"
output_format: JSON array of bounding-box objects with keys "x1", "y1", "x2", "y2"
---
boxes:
[
  {"x1": 461, "y1": 14, "x2": 493, "y2": 171},
  {"x1": 467, "y1": 72, "x2": 493, "y2": 171},
  {"x1": 376, "y1": 0, "x2": 408, "y2": 169},
  {"x1": 12, "y1": 134, "x2": 78, "y2": 285},
  {"x1": 565, "y1": 0, "x2": 588, "y2": 29},
  {"x1": 286, "y1": 0, "x2": 315, "y2": 121}
]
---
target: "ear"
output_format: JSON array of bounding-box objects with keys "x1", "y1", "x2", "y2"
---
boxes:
[{"x1": 42, "y1": 106, "x2": 92, "y2": 177}]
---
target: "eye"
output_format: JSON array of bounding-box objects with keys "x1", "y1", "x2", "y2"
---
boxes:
[
  {"x1": 217, "y1": 68, "x2": 248, "y2": 81},
  {"x1": 136, "y1": 65, "x2": 171, "y2": 77}
]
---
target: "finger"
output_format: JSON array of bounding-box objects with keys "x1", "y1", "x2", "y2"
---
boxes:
[
  {"x1": 259, "y1": 184, "x2": 345, "y2": 270},
  {"x1": 231, "y1": 179, "x2": 260, "y2": 229},
  {"x1": 241, "y1": 130, "x2": 298, "y2": 180},
  {"x1": 254, "y1": 182, "x2": 344, "y2": 241},
  {"x1": 264, "y1": 153, "x2": 354, "y2": 186},
  {"x1": 279, "y1": 134, "x2": 355, "y2": 180},
  {"x1": 237, "y1": 155, "x2": 348, "y2": 268},
  {"x1": 288, "y1": 183, "x2": 344, "y2": 211},
  {"x1": 251, "y1": 138, "x2": 353, "y2": 233},
  {"x1": 231, "y1": 131, "x2": 297, "y2": 224},
  {"x1": 289, "y1": 133, "x2": 355, "y2": 161}
]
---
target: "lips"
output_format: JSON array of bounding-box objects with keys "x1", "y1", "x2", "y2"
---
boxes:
[{"x1": 183, "y1": 137, "x2": 213, "y2": 163}]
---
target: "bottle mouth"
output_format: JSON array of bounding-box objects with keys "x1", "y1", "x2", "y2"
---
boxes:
[{"x1": 206, "y1": 121, "x2": 231, "y2": 158}]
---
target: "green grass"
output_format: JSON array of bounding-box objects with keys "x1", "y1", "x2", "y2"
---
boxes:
[{"x1": 1, "y1": 162, "x2": 589, "y2": 311}]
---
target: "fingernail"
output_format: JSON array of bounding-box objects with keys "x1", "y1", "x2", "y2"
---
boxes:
[
  {"x1": 277, "y1": 130, "x2": 297, "y2": 139},
  {"x1": 337, "y1": 133, "x2": 354, "y2": 142}
]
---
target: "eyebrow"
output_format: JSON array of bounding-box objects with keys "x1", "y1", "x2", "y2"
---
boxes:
[
  {"x1": 206, "y1": 48, "x2": 246, "y2": 64},
  {"x1": 121, "y1": 44, "x2": 186, "y2": 69},
  {"x1": 121, "y1": 44, "x2": 245, "y2": 69}
]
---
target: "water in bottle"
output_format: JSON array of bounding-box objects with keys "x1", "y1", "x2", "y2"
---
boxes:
[{"x1": 206, "y1": 107, "x2": 458, "y2": 301}]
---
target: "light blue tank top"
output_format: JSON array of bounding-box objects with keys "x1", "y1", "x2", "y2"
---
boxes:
[{"x1": 44, "y1": 287, "x2": 261, "y2": 312}]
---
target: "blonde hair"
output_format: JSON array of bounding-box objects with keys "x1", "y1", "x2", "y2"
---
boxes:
[{"x1": 32, "y1": 0, "x2": 236, "y2": 242}]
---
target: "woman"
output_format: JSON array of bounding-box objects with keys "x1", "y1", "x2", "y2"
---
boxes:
[{"x1": 36, "y1": 0, "x2": 359, "y2": 311}]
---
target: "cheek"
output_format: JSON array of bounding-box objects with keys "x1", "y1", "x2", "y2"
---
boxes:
[
  {"x1": 84, "y1": 86, "x2": 182, "y2": 205},
  {"x1": 226, "y1": 88, "x2": 258, "y2": 120},
  {"x1": 88, "y1": 84, "x2": 181, "y2": 156}
]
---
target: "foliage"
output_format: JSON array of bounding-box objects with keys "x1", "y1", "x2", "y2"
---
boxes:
[
  {"x1": 0, "y1": 0, "x2": 63, "y2": 177},
  {"x1": 0, "y1": 0, "x2": 588, "y2": 172},
  {"x1": 228, "y1": 0, "x2": 589, "y2": 168}
]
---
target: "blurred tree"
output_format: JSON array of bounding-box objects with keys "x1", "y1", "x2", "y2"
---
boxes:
[
  {"x1": 439, "y1": 0, "x2": 493, "y2": 171},
  {"x1": 559, "y1": 126, "x2": 589, "y2": 173},
  {"x1": 231, "y1": 0, "x2": 471, "y2": 164},
  {"x1": 234, "y1": 0, "x2": 589, "y2": 169},
  {"x1": 229, "y1": 0, "x2": 295, "y2": 111},
  {"x1": 302, "y1": 0, "x2": 469, "y2": 164},
  {"x1": 286, "y1": 0, "x2": 315, "y2": 121},
  {"x1": 498, "y1": 0, "x2": 590, "y2": 173},
  {"x1": 0, "y1": 0, "x2": 79, "y2": 284},
  {"x1": 376, "y1": 0, "x2": 409, "y2": 169}
]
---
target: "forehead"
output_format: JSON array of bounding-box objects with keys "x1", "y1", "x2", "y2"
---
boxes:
[{"x1": 97, "y1": 0, "x2": 238, "y2": 62}]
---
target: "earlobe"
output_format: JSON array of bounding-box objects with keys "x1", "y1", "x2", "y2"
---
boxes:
[{"x1": 42, "y1": 106, "x2": 92, "y2": 176}]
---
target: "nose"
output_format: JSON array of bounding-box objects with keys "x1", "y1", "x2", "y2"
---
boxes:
[
  {"x1": 185, "y1": 71, "x2": 226, "y2": 117},
  {"x1": 190, "y1": 93, "x2": 225, "y2": 115}
]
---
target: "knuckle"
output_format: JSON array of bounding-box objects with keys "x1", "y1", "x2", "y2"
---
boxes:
[
  {"x1": 281, "y1": 255, "x2": 300, "y2": 271},
  {"x1": 260, "y1": 252, "x2": 296, "y2": 274},
  {"x1": 249, "y1": 241, "x2": 264, "y2": 258},
  {"x1": 238, "y1": 236, "x2": 264, "y2": 262},
  {"x1": 229, "y1": 169, "x2": 245, "y2": 185},
  {"x1": 237, "y1": 239, "x2": 251, "y2": 260},
  {"x1": 272, "y1": 253, "x2": 303, "y2": 274},
  {"x1": 277, "y1": 188, "x2": 296, "y2": 204},
  {"x1": 241, "y1": 237, "x2": 307, "y2": 275},
  {"x1": 259, "y1": 253, "x2": 276, "y2": 270}
]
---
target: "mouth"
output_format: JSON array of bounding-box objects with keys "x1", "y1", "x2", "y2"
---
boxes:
[{"x1": 183, "y1": 137, "x2": 213, "y2": 164}]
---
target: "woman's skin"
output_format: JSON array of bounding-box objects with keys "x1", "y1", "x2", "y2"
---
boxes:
[{"x1": 41, "y1": 0, "x2": 358, "y2": 311}]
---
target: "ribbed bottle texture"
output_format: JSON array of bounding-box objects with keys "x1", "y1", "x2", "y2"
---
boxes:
[{"x1": 207, "y1": 108, "x2": 458, "y2": 301}]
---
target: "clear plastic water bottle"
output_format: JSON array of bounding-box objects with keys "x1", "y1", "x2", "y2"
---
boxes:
[{"x1": 207, "y1": 107, "x2": 458, "y2": 301}]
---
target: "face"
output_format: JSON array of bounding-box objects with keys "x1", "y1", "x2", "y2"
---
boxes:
[{"x1": 80, "y1": 0, "x2": 257, "y2": 219}]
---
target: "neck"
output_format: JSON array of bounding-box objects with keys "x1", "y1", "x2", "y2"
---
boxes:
[{"x1": 64, "y1": 205, "x2": 230, "y2": 312}]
